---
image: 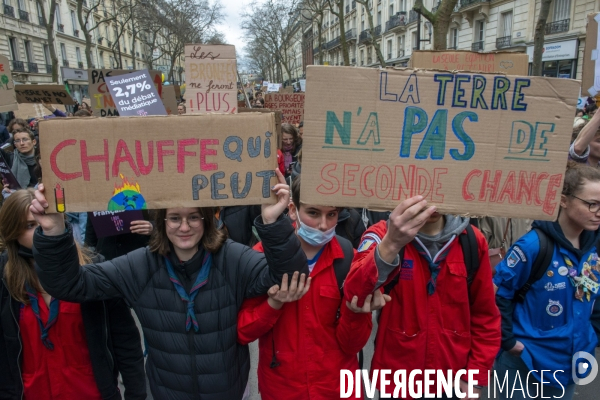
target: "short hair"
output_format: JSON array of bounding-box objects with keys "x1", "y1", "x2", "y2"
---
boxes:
[
  {"x1": 74, "y1": 110, "x2": 92, "y2": 117},
  {"x1": 7, "y1": 118, "x2": 28, "y2": 133},
  {"x1": 178, "y1": 103, "x2": 186, "y2": 111}
]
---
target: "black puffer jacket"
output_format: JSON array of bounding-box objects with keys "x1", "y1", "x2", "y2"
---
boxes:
[
  {"x1": 33, "y1": 215, "x2": 308, "y2": 400},
  {"x1": 0, "y1": 253, "x2": 146, "y2": 400}
]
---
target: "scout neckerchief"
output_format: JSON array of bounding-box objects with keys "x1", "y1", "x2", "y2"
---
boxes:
[
  {"x1": 563, "y1": 253, "x2": 599, "y2": 302},
  {"x1": 25, "y1": 283, "x2": 59, "y2": 350},
  {"x1": 164, "y1": 251, "x2": 212, "y2": 332},
  {"x1": 413, "y1": 236, "x2": 456, "y2": 295}
]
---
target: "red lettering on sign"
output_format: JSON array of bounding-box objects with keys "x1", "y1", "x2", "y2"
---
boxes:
[
  {"x1": 200, "y1": 139, "x2": 219, "y2": 171},
  {"x1": 157, "y1": 140, "x2": 175, "y2": 172},
  {"x1": 112, "y1": 139, "x2": 140, "y2": 177},
  {"x1": 177, "y1": 139, "x2": 199, "y2": 173},
  {"x1": 50, "y1": 139, "x2": 82, "y2": 181},
  {"x1": 135, "y1": 140, "x2": 154, "y2": 175},
  {"x1": 80, "y1": 139, "x2": 109, "y2": 181},
  {"x1": 342, "y1": 164, "x2": 359, "y2": 196},
  {"x1": 317, "y1": 163, "x2": 340, "y2": 195}
]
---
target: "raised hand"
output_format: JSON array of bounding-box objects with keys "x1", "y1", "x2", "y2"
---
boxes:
[
  {"x1": 378, "y1": 195, "x2": 437, "y2": 263},
  {"x1": 267, "y1": 271, "x2": 311, "y2": 310},
  {"x1": 261, "y1": 169, "x2": 289, "y2": 224},
  {"x1": 30, "y1": 183, "x2": 66, "y2": 236}
]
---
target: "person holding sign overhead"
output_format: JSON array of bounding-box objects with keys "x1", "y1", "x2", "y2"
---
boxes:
[
  {"x1": 29, "y1": 169, "x2": 308, "y2": 400},
  {"x1": 343, "y1": 196, "x2": 500, "y2": 398}
]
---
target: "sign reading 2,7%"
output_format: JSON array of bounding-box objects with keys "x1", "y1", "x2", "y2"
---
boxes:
[{"x1": 113, "y1": 80, "x2": 152, "y2": 98}]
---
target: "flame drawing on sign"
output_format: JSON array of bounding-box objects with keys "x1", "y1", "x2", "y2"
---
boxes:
[{"x1": 107, "y1": 174, "x2": 147, "y2": 211}]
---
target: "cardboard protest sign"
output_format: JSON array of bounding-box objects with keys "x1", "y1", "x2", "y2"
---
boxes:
[
  {"x1": 300, "y1": 66, "x2": 578, "y2": 220},
  {"x1": 89, "y1": 210, "x2": 144, "y2": 238},
  {"x1": 410, "y1": 51, "x2": 529, "y2": 75},
  {"x1": 14, "y1": 103, "x2": 67, "y2": 119},
  {"x1": 0, "y1": 151, "x2": 20, "y2": 190},
  {"x1": 184, "y1": 44, "x2": 237, "y2": 114},
  {"x1": 39, "y1": 113, "x2": 277, "y2": 212},
  {"x1": 89, "y1": 69, "x2": 162, "y2": 116},
  {"x1": 582, "y1": 13, "x2": 600, "y2": 96},
  {"x1": 105, "y1": 69, "x2": 167, "y2": 117},
  {"x1": 14, "y1": 84, "x2": 75, "y2": 105},
  {"x1": 264, "y1": 93, "x2": 305, "y2": 125},
  {"x1": 0, "y1": 55, "x2": 17, "y2": 113},
  {"x1": 161, "y1": 85, "x2": 179, "y2": 115}
]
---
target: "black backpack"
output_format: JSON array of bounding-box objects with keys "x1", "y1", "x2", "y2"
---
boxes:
[
  {"x1": 383, "y1": 224, "x2": 480, "y2": 295},
  {"x1": 512, "y1": 228, "x2": 555, "y2": 303}
]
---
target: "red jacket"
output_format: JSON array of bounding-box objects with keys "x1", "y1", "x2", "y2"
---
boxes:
[
  {"x1": 344, "y1": 221, "x2": 500, "y2": 389},
  {"x1": 238, "y1": 237, "x2": 372, "y2": 400}
]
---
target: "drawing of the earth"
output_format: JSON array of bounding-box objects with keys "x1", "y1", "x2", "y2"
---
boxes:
[{"x1": 107, "y1": 190, "x2": 147, "y2": 211}]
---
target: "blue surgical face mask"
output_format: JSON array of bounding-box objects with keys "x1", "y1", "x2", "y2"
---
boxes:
[{"x1": 296, "y1": 215, "x2": 337, "y2": 247}]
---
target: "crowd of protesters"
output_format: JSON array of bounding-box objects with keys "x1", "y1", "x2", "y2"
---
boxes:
[{"x1": 0, "y1": 93, "x2": 600, "y2": 400}]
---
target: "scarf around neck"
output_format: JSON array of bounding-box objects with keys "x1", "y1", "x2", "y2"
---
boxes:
[{"x1": 11, "y1": 150, "x2": 36, "y2": 189}]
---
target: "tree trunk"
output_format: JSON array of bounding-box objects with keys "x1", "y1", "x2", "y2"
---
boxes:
[
  {"x1": 532, "y1": 0, "x2": 552, "y2": 76},
  {"x1": 37, "y1": 0, "x2": 59, "y2": 82},
  {"x1": 413, "y1": 0, "x2": 458, "y2": 51},
  {"x1": 77, "y1": 0, "x2": 93, "y2": 68},
  {"x1": 335, "y1": 0, "x2": 349, "y2": 66},
  {"x1": 317, "y1": 19, "x2": 323, "y2": 65}
]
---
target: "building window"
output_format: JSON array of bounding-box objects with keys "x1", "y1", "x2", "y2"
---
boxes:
[
  {"x1": 411, "y1": 31, "x2": 417, "y2": 50},
  {"x1": 43, "y1": 44, "x2": 51, "y2": 65},
  {"x1": 76, "y1": 47, "x2": 82, "y2": 64},
  {"x1": 55, "y1": 5, "x2": 62, "y2": 25},
  {"x1": 377, "y1": 4, "x2": 381, "y2": 26},
  {"x1": 400, "y1": 0, "x2": 406, "y2": 12},
  {"x1": 450, "y1": 28, "x2": 458, "y2": 49},
  {"x1": 360, "y1": 49, "x2": 364, "y2": 65},
  {"x1": 552, "y1": 0, "x2": 571, "y2": 22},
  {"x1": 100, "y1": 51, "x2": 105, "y2": 68},
  {"x1": 398, "y1": 35, "x2": 405, "y2": 57},
  {"x1": 477, "y1": 20, "x2": 485, "y2": 42},
  {"x1": 60, "y1": 43, "x2": 68, "y2": 66},
  {"x1": 361, "y1": 14, "x2": 365, "y2": 31},
  {"x1": 109, "y1": 56, "x2": 115, "y2": 68},
  {"x1": 9, "y1": 37, "x2": 19, "y2": 61},
  {"x1": 24, "y1": 40, "x2": 33, "y2": 63},
  {"x1": 387, "y1": 39, "x2": 392, "y2": 59},
  {"x1": 18, "y1": 0, "x2": 25, "y2": 11},
  {"x1": 501, "y1": 11, "x2": 513, "y2": 37},
  {"x1": 389, "y1": 1, "x2": 393, "y2": 18}
]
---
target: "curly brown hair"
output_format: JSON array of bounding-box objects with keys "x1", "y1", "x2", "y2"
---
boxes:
[{"x1": 562, "y1": 161, "x2": 600, "y2": 196}]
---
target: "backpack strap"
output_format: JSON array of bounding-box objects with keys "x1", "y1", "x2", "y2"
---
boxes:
[
  {"x1": 513, "y1": 228, "x2": 554, "y2": 303},
  {"x1": 333, "y1": 235, "x2": 355, "y2": 298},
  {"x1": 461, "y1": 224, "x2": 480, "y2": 287}
]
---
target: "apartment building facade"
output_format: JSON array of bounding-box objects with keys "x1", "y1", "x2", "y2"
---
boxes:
[
  {"x1": 297, "y1": 0, "x2": 598, "y2": 80},
  {"x1": 1, "y1": 0, "x2": 180, "y2": 102}
]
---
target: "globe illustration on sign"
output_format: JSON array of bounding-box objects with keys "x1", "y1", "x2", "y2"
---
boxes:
[{"x1": 107, "y1": 174, "x2": 147, "y2": 211}]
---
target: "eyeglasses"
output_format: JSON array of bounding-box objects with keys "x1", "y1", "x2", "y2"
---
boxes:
[
  {"x1": 13, "y1": 138, "x2": 31, "y2": 144},
  {"x1": 165, "y1": 214, "x2": 204, "y2": 229},
  {"x1": 571, "y1": 195, "x2": 600, "y2": 213}
]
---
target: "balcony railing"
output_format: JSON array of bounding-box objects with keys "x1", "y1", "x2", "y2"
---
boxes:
[
  {"x1": 351, "y1": 57, "x2": 356, "y2": 64},
  {"x1": 12, "y1": 60, "x2": 24, "y2": 72},
  {"x1": 97, "y1": 37, "x2": 103, "y2": 44},
  {"x1": 62, "y1": 59, "x2": 69, "y2": 67},
  {"x1": 3, "y1": 4, "x2": 14, "y2": 18},
  {"x1": 45, "y1": 64, "x2": 52, "y2": 74},
  {"x1": 78, "y1": 61, "x2": 84, "y2": 68},
  {"x1": 39, "y1": 16, "x2": 46, "y2": 26},
  {"x1": 27, "y1": 62, "x2": 38, "y2": 73},
  {"x1": 345, "y1": 5, "x2": 349, "y2": 14},
  {"x1": 374, "y1": 25, "x2": 381, "y2": 37},
  {"x1": 73, "y1": 29, "x2": 79, "y2": 37},
  {"x1": 386, "y1": 13, "x2": 407, "y2": 32},
  {"x1": 359, "y1": 29, "x2": 372, "y2": 44},
  {"x1": 326, "y1": 36, "x2": 341, "y2": 50},
  {"x1": 545, "y1": 19, "x2": 569, "y2": 35},
  {"x1": 345, "y1": 28, "x2": 357, "y2": 41},
  {"x1": 447, "y1": 45, "x2": 457, "y2": 50},
  {"x1": 459, "y1": 0, "x2": 490, "y2": 10},
  {"x1": 408, "y1": 10, "x2": 419, "y2": 24},
  {"x1": 496, "y1": 36, "x2": 511, "y2": 49},
  {"x1": 57, "y1": 24, "x2": 64, "y2": 33},
  {"x1": 313, "y1": 46, "x2": 320, "y2": 54},
  {"x1": 471, "y1": 40, "x2": 484, "y2": 52},
  {"x1": 18, "y1": 9, "x2": 28, "y2": 22},
  {"x1": 107, "y1": 40, "x2": 112, "y2": 47}
]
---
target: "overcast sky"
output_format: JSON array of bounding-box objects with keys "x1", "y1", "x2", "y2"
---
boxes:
[{"x1": 215, "y1": 1, "x2": 248, "y2": 59}]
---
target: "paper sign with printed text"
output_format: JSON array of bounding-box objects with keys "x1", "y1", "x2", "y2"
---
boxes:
[
  {"x1": 105, "y1": 69, "x2": 167, "y2": 117},
  {"x1": 184, "y1": 44, "x2": 237, "y2": 114},
  {"x1": 300, "y1": 66, "x2": 578, "y2": 220},
  {"x1": 88, "y1": 69, "x2": 162, "y2": 116},
  {"x1": 39, "y1": 114, "x2": 277, "y2": 212}
]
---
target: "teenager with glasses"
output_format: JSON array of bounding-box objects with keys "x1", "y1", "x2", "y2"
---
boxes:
[
  {"x1": 494, "y1": 162, "x2": 600, "y2": 400},
  {"x1": 2, "y1": 128, "x2": 42, "y2": 199},
  {"x1": 27, "y1": 169, "x2": 308, "y2": 400}
]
